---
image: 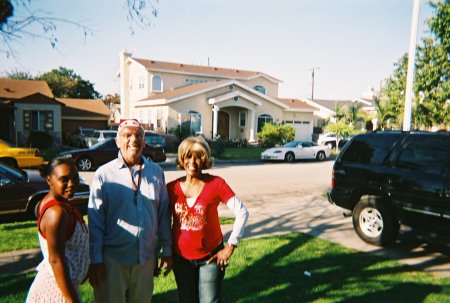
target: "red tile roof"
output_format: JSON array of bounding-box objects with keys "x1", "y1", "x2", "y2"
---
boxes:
[
  {"x1": 132, "y1": 58, "x2": 281, "y2": 82},
  {"x1": 277, "y1": 98, "x2": 317, "y2": 111}
]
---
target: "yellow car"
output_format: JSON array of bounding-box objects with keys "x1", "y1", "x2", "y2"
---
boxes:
[{"x1": 0, "y1": 139, "x2": 44, "y2": 168}]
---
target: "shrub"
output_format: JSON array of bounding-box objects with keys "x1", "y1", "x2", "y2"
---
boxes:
[
  {"x1": 26, "y1": 131, "x2": 53, "y2": 149},
  {"x1": 168, "y1": 125, "x2": 191, "y2": 143},
  {"x1": 257, "y1": 123, "x2": 295, "y2": 147},
  {"x1": 206, "y1": 138, "x2": 226, "y2": 158}
]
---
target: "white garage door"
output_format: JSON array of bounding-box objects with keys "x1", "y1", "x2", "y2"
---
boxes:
[{"x1": 284, "y1": 121, "x2": 311, "y2": 141}]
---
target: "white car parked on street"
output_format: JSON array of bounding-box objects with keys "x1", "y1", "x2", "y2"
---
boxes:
[{"x1": 261, "y1": 141, "x2": 331, "y2": 162}]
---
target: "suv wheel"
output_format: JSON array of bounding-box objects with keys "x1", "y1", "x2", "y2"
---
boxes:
[{"x1": 352, "y1": 196, "x2": 399, "y2": 246}]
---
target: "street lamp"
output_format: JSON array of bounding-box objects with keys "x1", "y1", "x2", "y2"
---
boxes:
[{"x1": 310, "y1": 67, "x2": 320, "y2": 100}]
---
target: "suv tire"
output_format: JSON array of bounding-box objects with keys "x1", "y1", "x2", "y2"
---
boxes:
[{"x1": 352, "y1": 196, "x2": 399, "y2": 246}]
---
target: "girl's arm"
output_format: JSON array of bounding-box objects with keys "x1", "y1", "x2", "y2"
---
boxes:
[{"x1": 41, "y1": 206, "x2": 79, "y2": 303}]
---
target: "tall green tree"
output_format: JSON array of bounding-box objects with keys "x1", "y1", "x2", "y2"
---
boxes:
[
  {"x1": 36, "y1": 67, "x2": 101, "y2": 99},
  {"x1": 5, "y1": 69, "x2": 34, "y2": 80}
]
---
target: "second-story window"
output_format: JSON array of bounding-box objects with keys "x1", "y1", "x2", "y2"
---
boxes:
[
  {"x1": 152, "y1": 75, "x2": 163, "y2": 92},
  {"x1": 253, "y1": 85, "x2": 266, "y2": 95}
]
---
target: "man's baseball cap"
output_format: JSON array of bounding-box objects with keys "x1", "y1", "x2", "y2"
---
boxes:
[{"x1": 117, "y1": 118, "x2": 144, "y2": 136}]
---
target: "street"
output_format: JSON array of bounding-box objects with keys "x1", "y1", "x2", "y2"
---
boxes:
[{"x1": 81, "y1": 160, "x2": 450, "y2": 277}]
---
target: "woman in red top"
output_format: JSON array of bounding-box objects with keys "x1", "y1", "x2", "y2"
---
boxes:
[{"x1": 167, "y1": 136, "x2": 249, "y2": 303}]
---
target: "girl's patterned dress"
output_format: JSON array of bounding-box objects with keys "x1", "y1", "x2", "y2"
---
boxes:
[{"x1": 26, "y1": 200, "x2": 89, "y2": 302}]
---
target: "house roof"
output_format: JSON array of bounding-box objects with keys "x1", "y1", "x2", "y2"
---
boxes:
[
  {"x1": 134, "y1": 80, "x2": 289, "y2": 109},
  {"x1": 143, "y1": 81, "x2": 221, "y2": 101},
  {"x1": 308, "y1": 99, "x2": 354, "y2": 111},
  {"x1": 277, "y1": 98, "x2": 317, "y2": 112},
  {"x1": 0, "y1": 78, "x2": 54, "y2": 99},
  {"x1": 56, "y1": 98, "x2": 111, "y2": 116},
  {"x1": 131, "y1": 57, "x2": 282, "y2": 83}
]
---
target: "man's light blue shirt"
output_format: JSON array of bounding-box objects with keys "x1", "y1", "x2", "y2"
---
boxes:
[{"x1": 88, "y1": 153, "x2": 172, "y2": 265}]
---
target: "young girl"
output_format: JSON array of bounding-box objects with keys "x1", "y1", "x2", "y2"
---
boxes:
[{"x1": 26, "y1": 158, "x2": 89, "y2": 303}]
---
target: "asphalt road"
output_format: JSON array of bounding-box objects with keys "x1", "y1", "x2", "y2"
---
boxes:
[{"x1": 81, "y1": 159, "x2": 450, "y2": 277}]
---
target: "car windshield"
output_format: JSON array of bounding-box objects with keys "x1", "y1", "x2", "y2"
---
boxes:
[
  {"x1": 104, "y1": 132, "x2": 117, "y2": 138},
  {"x1": 0, "y1": 163, "x2": 27, "y2": 179},
  {"x1": 90, "y1": 140, "x2": 109, "y2": 149},
  {"x1": 283, "y1": 141, "x2": 300, "y2": 148}
]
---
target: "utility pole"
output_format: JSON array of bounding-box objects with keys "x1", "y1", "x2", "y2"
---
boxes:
[
  {"x1": 403, "y1": 0, "x2": 420, "y2": 131},
  {"x1": 310, "y1": 67, "x2": 320, "y2": 100}
]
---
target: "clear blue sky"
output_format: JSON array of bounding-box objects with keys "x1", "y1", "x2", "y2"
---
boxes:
[{"x1": 1, "y1": 0, "x2": 434, "y2": 100}]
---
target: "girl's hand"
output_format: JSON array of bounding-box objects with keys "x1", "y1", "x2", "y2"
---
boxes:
[{"x1": 207, "y1": 244, "x2": 235, "y2": 271}]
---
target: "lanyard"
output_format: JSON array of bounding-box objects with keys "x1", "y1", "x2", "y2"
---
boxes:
[{"x1": 126, "y1": 162, "x2": 143, "y2": 204}]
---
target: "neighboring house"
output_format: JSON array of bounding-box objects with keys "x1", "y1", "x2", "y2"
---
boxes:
[
  {"x1": 56, "y1": 98, "x2": 111, "y2": 143},
  {"x1": 0, "y1": 78, "x2": 63, "y2": 146},
  {"x1": 304, "y1": 98, "x2": 377, "y2": 131},
  {"x1": 118, "y1": 51, "x2": 317, "y2": 142}
]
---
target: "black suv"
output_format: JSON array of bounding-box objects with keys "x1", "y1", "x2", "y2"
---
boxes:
[{"x1": 327, "y1": 131, "x2": 450, "y2": 246}]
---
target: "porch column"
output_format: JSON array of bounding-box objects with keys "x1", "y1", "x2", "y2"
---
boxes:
[
  {"x1": 249, "y1": 109, "x2": 256, "y2": 143},
  {"x1": 212, "y1": 105, "x2": 219, "y2": 139}
]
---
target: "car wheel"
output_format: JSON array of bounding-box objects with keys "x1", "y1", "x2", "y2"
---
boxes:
[
  {"x1": 77, "y1": 157, "x2": 93, "y2": 171},
  {"x1": 352, "y1": 196, "x2": 399, "y2": 246},
  {"x1": 316, "y1": 151, "x2": 326, "y2": 161},
  {"x1": 285, "y1": 152, "x2": 295, "y2": 163},
  {"x1": 26, "y1": 196, "x2": 44, "y2": 220},
  {"x1": 326, "y1": 142, "x2": 334, "y2": 150}
]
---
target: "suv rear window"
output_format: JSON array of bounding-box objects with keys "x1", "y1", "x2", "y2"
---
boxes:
[{"x1": 340, "y1": 133, "x2": 401, "y2": 165}]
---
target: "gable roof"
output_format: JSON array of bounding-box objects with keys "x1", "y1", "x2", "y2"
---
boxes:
[
  {"x1": 308, "y1": 99, "x2": 354, "y2": 111},
  {"x1": 56, "y1": 98, "x2": 111, "y2": 116},
  {"x1": 0, "y1": 78, "x2": 54, "y2": 99},
  {"x1": 134, "y1": 80, "x2": 289, "y2": 109},
  {"x1": 131, "y1": 57, "x2": 282, "y2": 83},
  {"x1": 278, "y1": 98, "x2": 317, "y2": 112}
]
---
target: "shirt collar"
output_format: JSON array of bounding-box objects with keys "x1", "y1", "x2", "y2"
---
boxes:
[{"x1": 116, "y1": 151, "x2": 146, "y2": 169}]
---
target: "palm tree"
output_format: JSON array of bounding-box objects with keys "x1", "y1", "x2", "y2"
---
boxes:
[{"x1": 375, "y1": 100, "x2": 396, "y2": 130}]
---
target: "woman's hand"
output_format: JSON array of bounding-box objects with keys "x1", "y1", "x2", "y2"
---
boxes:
[{"x1": 207, "y1": 244, "x2": 235, "y2": 271}]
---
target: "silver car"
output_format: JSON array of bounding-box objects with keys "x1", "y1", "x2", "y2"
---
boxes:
[{"x1": 85, "y1": 130, "x2": 117, "y2": 147}]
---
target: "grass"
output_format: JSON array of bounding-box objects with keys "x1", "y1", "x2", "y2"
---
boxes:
[
  {"x1": 0, "y1": 217, "x2": 234, "y2": 253},
  {"x1": 1, "y1": 233, "x2": 449, "y2": 302},
  {"x1": 218, "y1": 147, "x2": 266, "y2": 161}
]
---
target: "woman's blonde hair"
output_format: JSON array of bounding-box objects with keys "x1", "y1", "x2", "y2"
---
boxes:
[{"x1": 177, "y1": 136, "x2": 213, "y2": 170}]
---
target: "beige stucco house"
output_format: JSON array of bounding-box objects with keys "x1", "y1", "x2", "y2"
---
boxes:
[{"x1": 118, "y1": 51, "x2": 317, "y2": 142}]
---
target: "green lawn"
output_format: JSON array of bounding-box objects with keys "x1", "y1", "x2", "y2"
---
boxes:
[
  {"x1": 1, "y1": 233, "x2": 449, "y2": 303},
  {"x1": 218, "y1": 147, "x2": 266, "y2": 161}
]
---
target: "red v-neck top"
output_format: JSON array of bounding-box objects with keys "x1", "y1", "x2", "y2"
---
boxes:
[{"x1": 167, "y1": 174, "x2": 235, "y2": 260}]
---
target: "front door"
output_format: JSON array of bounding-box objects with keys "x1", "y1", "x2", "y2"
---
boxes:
[{"x1": 218, "y1": 111, "x2": 229, "y2": 139}]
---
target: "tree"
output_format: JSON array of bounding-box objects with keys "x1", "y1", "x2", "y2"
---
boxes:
[
  {"x1": 1, "y1": 0, "x2": 158, "y2": 58},
  {"x1": 325, "y1": 121, "x2": 357, "y2": 151},
  {"x1": 383, "y1": 1, "x2": 450, "y2": 130},
  {"x1": 5, "y1": 69, "x2": 33, "y2": 79},
  {"x1": 36, "y1": 67, "x2": 101, "y2": 99},
  {"x1": 374, "y1": 99, "x2": 396, "y2": 130},
  {"x1": 257, "y1": 123, "x2": 295, "y2": 147}
]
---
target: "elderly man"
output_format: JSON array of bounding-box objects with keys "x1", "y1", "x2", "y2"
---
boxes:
[{"x1": 88, "y1": 119, "x2": 172, "y2": 303}]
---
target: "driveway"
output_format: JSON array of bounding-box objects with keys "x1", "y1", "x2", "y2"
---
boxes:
[{"x1": 80, "y1": 160, "x2": 449, "y2": 277}]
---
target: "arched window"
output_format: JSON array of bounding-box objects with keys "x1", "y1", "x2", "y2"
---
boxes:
[
  {"x1": 253, "y1": 85, "x2": 266, "y2": 95},
  {"x1": 152, "y1": 75, "x2": 163, "y2": 92},
  {"x1": 180, "y1": 110, "x2": 202, "y2": 135},
  {"x1": 257, "y1": 114, "x2": 273, "y2": 132}
]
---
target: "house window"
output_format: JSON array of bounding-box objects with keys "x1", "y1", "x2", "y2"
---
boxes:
[
  {"x1": 180, "y1": 111, "x2": 202, "y2": 135},
  {"x1": 253, "y1": 85, "x2": 266, "y2": 95},
  {"x1": 23, "y1": 110, "x2": 53, "y2": 131},
  {"x1": 257, "y1": 114, "x2": 273, "y2": 132},
  {"x1": 239, "y1": 111, "x2": 246, "y2": 127},
  {"x1": 185, "y1": 78, "x2": 208, "y2": 84},
  {"x1": 152, "y1": 75, "x2": 163, "y2": 92},
  {"x1": 138, "y1": 76, "x2": 145, "y2": 89}
]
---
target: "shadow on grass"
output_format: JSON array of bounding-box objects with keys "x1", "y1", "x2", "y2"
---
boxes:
[{"x1": 221, "y1": 233, "x2": 443, "y2": 303}]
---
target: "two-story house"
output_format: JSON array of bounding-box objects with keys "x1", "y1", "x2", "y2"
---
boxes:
[{"x1": 118, "y1": 51, "x2": 317, "y2": 142}]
